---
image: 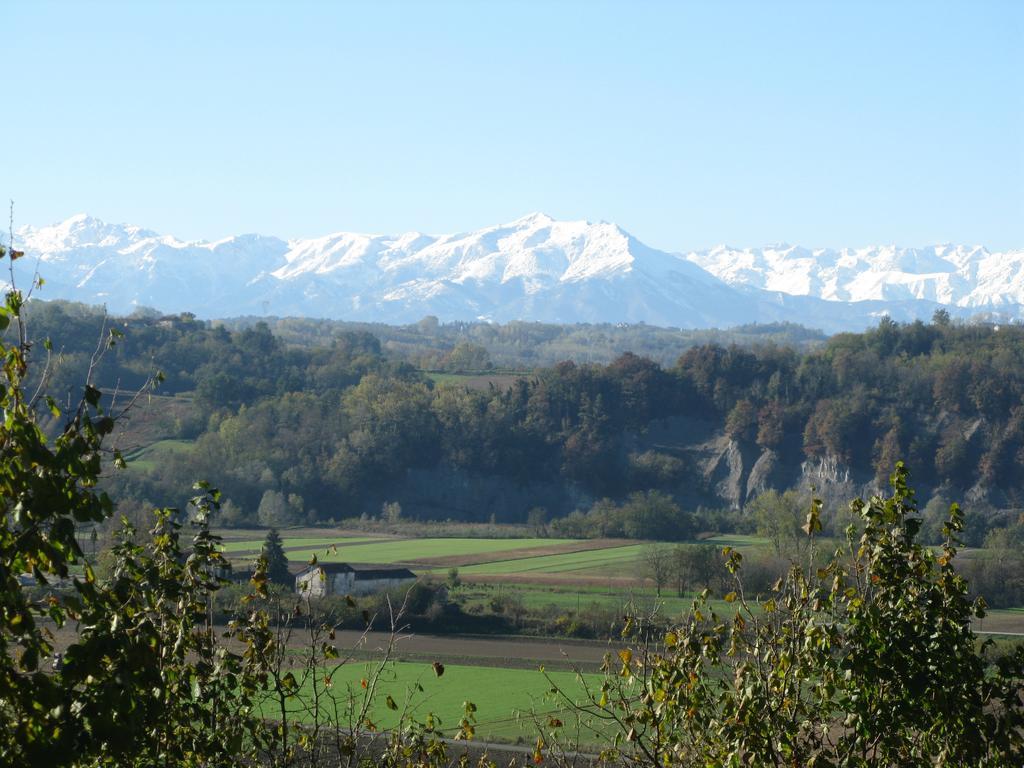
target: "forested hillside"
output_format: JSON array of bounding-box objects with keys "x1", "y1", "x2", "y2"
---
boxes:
[{"x1": 24, "y1": 302, "x2": 1024, "y2": 540}]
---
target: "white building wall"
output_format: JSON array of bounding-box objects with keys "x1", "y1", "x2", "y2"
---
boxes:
[
  {"x1": 330, "y1": 572, "x2": 355, "y2": 594},
  {"x1": 296, "y1": 569, "x2": 326, "y2": 598},
  {"x1": 296, "y1": 569, "x2": 412, "y2": 597}
]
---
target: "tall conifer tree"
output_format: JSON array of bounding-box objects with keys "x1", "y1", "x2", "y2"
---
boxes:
[{"x1": 261, "y1": 528, "x2": 291, "y2": 586}]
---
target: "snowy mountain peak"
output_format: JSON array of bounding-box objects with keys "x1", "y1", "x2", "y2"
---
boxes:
[
  {"x1": 9, "y1": 213, "x2": 1022, "y2": 332},
  {"x1": 17, "y1": 214, "x2": 158, "y2": 254},
  {"x1": 507, "y1": 211, "x2": 555, "y2": 227}
]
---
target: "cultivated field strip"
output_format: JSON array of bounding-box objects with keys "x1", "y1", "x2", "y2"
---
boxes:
[
  {"x1": 277, "y1": 537, "x2": 576, "y2": 566},
  {"x1": 222, "y1": 534, "x2": 653, "y2": 582},
  {"x1": 456, "y1": 544, "x2": 648, "y2": 576},
  {"x1": 416, "y1": 539, "x2": 637, "y2": 569},
  {"x1": 220, "y1": 536, "x2": 382, "y2": 553}
]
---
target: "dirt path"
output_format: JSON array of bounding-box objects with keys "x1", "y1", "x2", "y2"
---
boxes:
[
  {"x1": 972, "y1": 611, "x2": 1024, "y2": 635},
  {"x1": 330, "y1": 630, "x2": 616, "y2": 670},
  {"x1": 42, "y1": 620, "x2": 617, "y2": 671}
]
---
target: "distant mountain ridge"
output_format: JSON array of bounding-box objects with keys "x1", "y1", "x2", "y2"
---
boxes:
[
  {"x1": 685, "y1": 242, "x2": 1024, "y2": 309},
  {"x1": 11, "y1": 213, "x2": 1021, "y2": 332}
]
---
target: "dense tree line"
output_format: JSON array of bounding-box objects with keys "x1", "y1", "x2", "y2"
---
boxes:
[{"x1": 22, "y1": 301, "x2": 1024, "y2": 536}]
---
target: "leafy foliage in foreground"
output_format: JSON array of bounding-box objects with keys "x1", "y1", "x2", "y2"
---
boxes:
[
  {"x1": 0, "y1": 259, "x2": 469, "y2": 766},
  {"x1": 565, "y1": 464, "x2": 1024, "y2": 767}
]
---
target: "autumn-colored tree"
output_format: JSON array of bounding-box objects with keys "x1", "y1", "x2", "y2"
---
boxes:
[
  {"x1": 755, "y1": 400, "x2": 784, "y2": 449},
  {"x1": 724, "y1": 398, "x2": 757, "y2": 442}
]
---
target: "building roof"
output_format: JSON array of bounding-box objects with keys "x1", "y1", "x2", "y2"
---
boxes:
[
  {"x1": 297, "y1": 563, "x2": 416, "y2": 579},
  {"x1": 303, "y1": 562, "x2": 355, "y2": 574}
]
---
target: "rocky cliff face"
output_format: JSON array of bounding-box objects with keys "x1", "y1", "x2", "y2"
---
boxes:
[
  {"x1": 351, "y1": 414, "x2": 996, "y2": 521},
  {"x1": 634, "y1": 416, "x2": 806, "y2": 510}
]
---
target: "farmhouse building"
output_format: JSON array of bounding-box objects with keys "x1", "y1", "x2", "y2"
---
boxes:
[{"x1": 295, "y1": 562, "x2": 416, "y2": 598}]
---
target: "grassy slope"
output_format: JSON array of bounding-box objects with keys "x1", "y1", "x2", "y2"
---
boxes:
[{"x1": 123, "y1": 438, "x2": 195, "y2": 472}]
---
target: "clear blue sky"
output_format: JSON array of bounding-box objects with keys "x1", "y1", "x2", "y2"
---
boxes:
[{"x1": 4, "y1": 1, "x2": 1022, "y2": 251}]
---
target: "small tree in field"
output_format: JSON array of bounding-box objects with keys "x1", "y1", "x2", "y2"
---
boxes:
[
  {"x1": 446, "y1": 566, "x2": 461, "y2": 589},
  {"x1": 261, "y1": 527, "x2": 291, "y2": 586},
  {"x1": 641, "y1": 544, "x2": 674, "y2": 596},
  {"x1": 672, "y1": 543, "x2": 719, "y2": 596}
]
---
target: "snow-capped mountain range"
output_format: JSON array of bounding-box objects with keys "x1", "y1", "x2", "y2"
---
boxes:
[
  {"x1": 9, "y1": 213, "x2": 1022, "y2": 333},
  {"x1": 687, "y1": 243, "x2": 1024, "y2": 310}
]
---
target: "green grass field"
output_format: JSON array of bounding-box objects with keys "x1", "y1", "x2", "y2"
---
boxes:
[
  {"x1": 424, "y1": 372, "x2": 479, "y2": 386},
  {"x1": 220, "y1": 536, "x2": 381, "y2": 553},
  {"x1": 457, "y1": 581, "x2": 737, "y2": 620},
  {"x1": 453, "y1": 544, "x2": 647, "y2": 576},
  {"x1": 274, "y1": 660, "x2": 608, "y2": 744},
  {"x1": 424, "y1": 371, "x2": 527, "y2": 392},
  {"x1": 280, "y1": 537, "x2": 572, "y2": 565},
  {"x1": 124, "y1": 438, "x2": 195, "y2": 472},
  {"x1": 224, "y1": 533, "x2": 731, "y2": 587},
  {"x1": 700, "y1": 534, "x2": 768, "y2": 551}
]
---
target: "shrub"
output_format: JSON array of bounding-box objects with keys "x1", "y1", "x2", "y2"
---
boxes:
[{"x1": 559, "y1": 464, "x2": 1024, "y2": 766}]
